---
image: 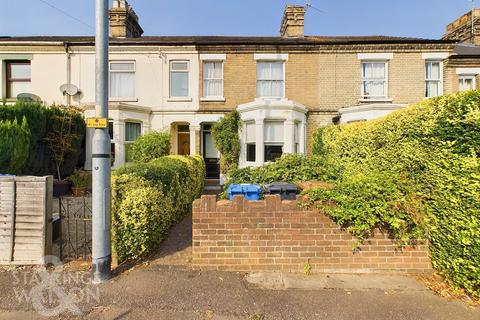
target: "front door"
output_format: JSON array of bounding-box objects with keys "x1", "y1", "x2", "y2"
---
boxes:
[{"x1": 202, "y1": 126, "x2": 220, "y2": 179}]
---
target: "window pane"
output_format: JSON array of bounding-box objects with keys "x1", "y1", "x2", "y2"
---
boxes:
[
  {"x1": 246, "y1": 143, "x2": 256, "y2": 162},
  {"x1": 204, "y1": 133, "x2": 218, "y2": 158},
  {"x1": 363, "y1": 81, "x2": 385, "y2": 97},
  {"x1": 8, "y1": 81, "x2": 31, "y2": 98},
  {"x1": 257, "y1": 62, "x2": 270, "y2": 80},
  {"x1": 203, "y1": 79, "x2": 223, "y2": 97},
  {"x1": 125, "y1": 122, "x2": 141, "y2": 141},
  {"x1": 426, "y1": 62, "x2": 440, "y2": 80},
  {"x1": 426, "y1": 81, "x2": 439, "y2": 98},
  {"x1": 294, "y1": 123, "x2": 300, "y2": 143},
  {"x1": 264, "y1": 121, "x2": 284, "y2": 143},
  {"x1": 171, "y1": 72, "x2": 189, "y2": 97},
  {"x1": 270, "y1": 62, "x2": 284, "y2": 80},
  {"x1": 264, "y1": 145, "x2": 283, "y2": 162},
  {"x1": 459, "y1": 78, "x2": 474, "y2": 91},
  {"x1": 10, "y1": 63, "x2": 31, "y2": 79},
  {"x1": 363, "y1": 63, "x2": 385, "y2": 78},
  {"x1": 110, "y1": 72, "x2": 135, "y2": 97},
  {"x1": 245, "y1": 122, "x2": 255, "y2": 142},
  {"x1": 171, "y1": 62, "x2": 188, "y2": 71},
  {"x1": 110, "y1": 62, "x2": 134, "y2": 72}
]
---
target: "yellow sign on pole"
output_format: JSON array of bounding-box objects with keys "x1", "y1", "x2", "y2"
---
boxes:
[{"x1": 87, "y1": 117, "x2": 108, "y2": 129}]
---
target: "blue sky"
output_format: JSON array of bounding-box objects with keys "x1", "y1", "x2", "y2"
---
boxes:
[{"x1": 0, "y1": 0, "x2": 476, "y2": 39}]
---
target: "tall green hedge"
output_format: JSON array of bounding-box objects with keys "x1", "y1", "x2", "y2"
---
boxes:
[
  {"x1": 128, "y1": 131, "x2": 171, "y2": 163},
  {"x1": 310, "y1": 91, "x2": 480, "y2": 297},
  {"x1": 0, "y1": 101, "x2": 85, "y2": 177},
  {"x1": 112, "y1": 155, "x2": 205, "y2": 262},
  {"x1": 0, "y1": 117, "x2": 31, "y2": 174}
]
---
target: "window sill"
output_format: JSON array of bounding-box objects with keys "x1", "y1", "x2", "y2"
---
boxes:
[
  {"x1": 109, "y1": 97, "x2": 138, "y2": 102},
  {"x1": 200, "y1": 97, "x2": 226, "y2": 102},
  {"x1": 359, "y1": 98, "x2": 393, "y2": 103},
  {"x1": 167, "y1": 97, "x2": 192, "y2": 102}
]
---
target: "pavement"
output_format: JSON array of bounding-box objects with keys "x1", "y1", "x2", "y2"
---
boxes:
[{"x1": 0, "y1": 213, "x2": 478, "y2": 320}]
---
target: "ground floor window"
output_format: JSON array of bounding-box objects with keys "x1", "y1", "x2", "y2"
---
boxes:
[
  {"x1": 124, "y1": 121, "x2": 142, "y2": 162},
  {"x1": 245, "y1": 122, "x2": 256, "y2": 162},
  {"x1": 459, "y1": 75, "x2": 476, "y2": 91},
  {"x1": 264, "y1": 121, "x2": 284, "y2": 162},
  {"x1": 246, "y1": 144, "x2": 256, "y2": 162}
]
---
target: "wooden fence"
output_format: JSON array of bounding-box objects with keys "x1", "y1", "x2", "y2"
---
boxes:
[{"x1": 0, "y1": 176, "x2": 53, "y2": 265}]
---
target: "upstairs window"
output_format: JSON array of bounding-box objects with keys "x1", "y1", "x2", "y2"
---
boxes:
[
  {"x1": 6, "y1": 61, "x2": 31, "y2": 99},
  {"x1": 361, "y1": 62, "x2": 387, "y2": 99},
  {"x1": 425, "y1": 61, "x2": 441, "y2": 98},
  {"x1": 170, "y1": 61, "x2": 189, "y2": 97},
  {"x1": 109, "y1": 62, "x2": 135, "y2": 98},
  {"x1": 203, "y1": 61, "x2": 223, "y2": 98},
  {"x1": 459, "y1": 75, "x2": 475, "y2": 91},
  {"x1": 257, "y1": 61, "x2": 284, "y2": 98}
]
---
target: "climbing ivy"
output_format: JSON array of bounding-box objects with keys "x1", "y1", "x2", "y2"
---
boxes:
[{"x1": 211, "y1": 111, "x2": 242, "y2": 174}]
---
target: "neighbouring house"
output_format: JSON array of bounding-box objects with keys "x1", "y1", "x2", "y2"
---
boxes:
[{"x1": 1, "y1": 1, "x2": 480, "y2": 178}]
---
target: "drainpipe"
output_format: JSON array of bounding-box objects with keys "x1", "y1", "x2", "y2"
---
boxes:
[{"x1": 64, "y1": 42, "x2": 72, "y2": 105}]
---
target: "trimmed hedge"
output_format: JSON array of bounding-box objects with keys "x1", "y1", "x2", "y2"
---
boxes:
[
  {"x1": 129, "y1": 131, "x2": 171, "y2": 163},
  {"x1": 112, "y1": 155, "x2": 205, "y2": 262},
  {"x1": 0, "y1": 117, "x2": 31, "y2": 174},
  {"x1": 0, "y1": 101, "x2": 85, "y2": 177},
  {"x1": 310, "y1": 91, "x2": 480, "y2": 297}
]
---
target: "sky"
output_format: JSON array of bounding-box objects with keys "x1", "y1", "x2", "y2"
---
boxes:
[{"x1": 0, "y1": 0, "x2": 477, "y2": 39}]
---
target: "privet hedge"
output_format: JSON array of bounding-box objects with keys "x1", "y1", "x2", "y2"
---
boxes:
[
  {"x1": 112, "y1": 155, "x2": 205, "y2": 262},
  {"x1": 128, "y1": 131, "x2": 171, "y2": 163},
  {"x1": 310, "y1": 91, "x2": 480, "y2": 297},
  {"x1": 0, "y1": 117, "x2": 30, "y2": 174},
  {"x1": 0, "y1": 101, "x2": 85, "y2": 177}
]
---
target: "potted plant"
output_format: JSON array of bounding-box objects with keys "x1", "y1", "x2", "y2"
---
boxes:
[
  {"x1": 69, "y1": 170, "x2": 89, "y2": 197},
  {"x1": 44, "y1": 106, "x2": 83, "y2": 197}
]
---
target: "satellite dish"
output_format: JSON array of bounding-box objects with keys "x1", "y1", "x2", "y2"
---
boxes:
[
  {"x1": 59, "y1": 84, "x2": 80, "y2": 96},
  {"x1": 17, "y1": 93, "x2": 42, "y2": 102}
]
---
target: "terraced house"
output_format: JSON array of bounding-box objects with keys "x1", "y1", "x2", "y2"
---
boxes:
[{"x1": 1, "y1": 0, "x2": 480, "y2": 179}]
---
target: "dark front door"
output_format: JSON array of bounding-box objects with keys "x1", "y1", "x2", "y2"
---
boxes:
[{"x1": 203, "y1": 128, "x2": 220, "y2": 179}]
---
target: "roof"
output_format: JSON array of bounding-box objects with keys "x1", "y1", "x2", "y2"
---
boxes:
[{"x1": 0, "y1": 35, "x2": 457, "y2": 46}]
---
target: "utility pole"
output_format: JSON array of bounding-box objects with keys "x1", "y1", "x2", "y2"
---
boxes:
[{"x1": 92, "y1": 0, "x2": 111, "y2": 283}]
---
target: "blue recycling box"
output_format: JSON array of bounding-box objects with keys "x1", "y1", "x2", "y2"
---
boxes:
[{"x1": 226, "y1": 184, "x2": 262, "y2": 200}]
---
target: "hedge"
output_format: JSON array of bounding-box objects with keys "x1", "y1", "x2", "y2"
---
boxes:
[
  {"x1": 128, "y1": 131, "x2": 171, "y2": 163},
  {"x1": 310, "y1": 91, "x2": 480, "y2": 297},
  {"x1": 212, "y1": 111, "x2": 242, "y2": 174},
  {"x1": 0, "y1": 101, "x2": 85, "y2": 177},
  {"x1": 0, "y1": 117, "x2": 31, "y2": 174},
  {"x1": 112, "y1": 155, "x2": 205, "y2": 262}
]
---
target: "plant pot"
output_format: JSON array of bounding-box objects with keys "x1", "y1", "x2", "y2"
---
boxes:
[
  {"x1": 71, "y1": 187, "x2": 86, "y2": 197},
  {"x1": 53, "y1": 180, "x2": 71, "y2": 197}
]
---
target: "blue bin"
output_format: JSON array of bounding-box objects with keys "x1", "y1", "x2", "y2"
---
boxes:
[{"x1": 226, "y1": 184, "x2": 262, "y2": 200}]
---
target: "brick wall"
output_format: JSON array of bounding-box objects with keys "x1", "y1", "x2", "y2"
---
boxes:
[{"x1": 192, "y1": 195, "x2": 432, "y2": 274}]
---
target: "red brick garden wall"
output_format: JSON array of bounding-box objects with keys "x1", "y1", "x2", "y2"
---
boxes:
[{"x1": 192, "y1": 195, "x2": 432, "y2": 273}]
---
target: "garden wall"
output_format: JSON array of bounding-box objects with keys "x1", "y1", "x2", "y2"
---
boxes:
[{"x1": 192, "y1": 195, "x2": 431, "y2": 273}]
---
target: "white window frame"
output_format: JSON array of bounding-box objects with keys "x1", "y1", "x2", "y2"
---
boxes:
[
  {"x1": 263, "y1": 120, "x2": 284, "y2": 163},
  {"x1": 458, "y1": 75, "x2": 476, "y2": 92},
  {"x1": 109, "y1": 61, "x2": 136, "y2": 100},
  {"x1": 425, "y1": 60, "x2": 443, "y2": 98},
  {"x1": 169, "y1": 60, "x2": 190, "y2": 98},
  {"x1": 124, "y1": 121, "x2": 142, "y2": 163},
  {"x1": 360, "y1": 60, "x2": 388, "y2": 100},
  {"x1": 256, "y1": 61, "x2": 285, "y2": 99},
  {"x1": 202, "y1": 60, "x2": 224, "y2": 100},
  {"x1": 244, "y1": 121, "x2": 256, "y2": 163}
]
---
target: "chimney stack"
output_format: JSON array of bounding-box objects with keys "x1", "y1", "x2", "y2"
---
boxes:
[
  {"x1": 109, "y1": 0, "x2": 144, "y2": 38},
  {"x1": 280, "y1": 5, "x2": 305, "y2": 38},
  {"x1": 443, "y1": 9, "x2": 480, "y2": 45}
]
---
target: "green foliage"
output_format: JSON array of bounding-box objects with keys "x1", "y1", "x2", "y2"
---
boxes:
[
  {"x1": 0, "y1": 117, "x2": 30, "y2": 174},
  {"x1": 212, "y1": 111, "x2": 242, "y2": 174},
  {"x1": 227, "y1": 154, "x2": 338, "y2": 186},
  {"x1": 0, "y1": 101, "x2": 85, "y2": 177},
  {"x1": 112, "y1": 155, "x2": 205, "y2": 262},
  {"x1": 128, "y1": 131, "x2": 171, "y2": 163},
  {"x1": 68, "y1": 169, "x2": 90, "y2": 188},
  {"x1": 309, "y1": 91, "x2": 480, "y2": 297}
]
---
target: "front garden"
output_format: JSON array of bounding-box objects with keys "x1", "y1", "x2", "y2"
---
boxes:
[{"x1": 223, "y1": 91, "x2": 480, "y2": 298}]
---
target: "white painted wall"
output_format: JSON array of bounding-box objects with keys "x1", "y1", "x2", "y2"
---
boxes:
[{"x1": 338, "y1": 103, "x2": 406, "y2": 123}]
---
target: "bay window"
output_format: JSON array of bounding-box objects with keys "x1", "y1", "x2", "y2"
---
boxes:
[
  {"x1": 257, "y1": 61, "x2": 284, "y2": 98},
  {"x1": 6, "y1": 61, "x2": 31, "y2": 99},
  {"x1": 170, "y1": 61, "x2": 189, "y2": 97},
  {"x1": 264, "y1": 121, "x2": 284, "y2": 162},
  {"x1": 109, "y1": 61, "x2": 135, "y2": 98},
  {"x1": 459, "y1": 75, "x2": 475, "y2": 91},
  {"x1": 203, "y1": 61, "x2": 223, "y2": 98},
  {"x1": 124, "y1": 122, "x2": 141, "y2": 162},
  {"x1": 425, "y1": 61, "x2": 442, "y2": 98},
  {"x1": 361, "y1": 62, "x2": 387, "y2": 99},
  {"x1": 245, "y1": 122, "x2": 256, "y2": 162}
]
